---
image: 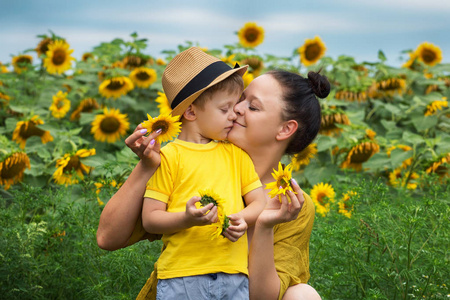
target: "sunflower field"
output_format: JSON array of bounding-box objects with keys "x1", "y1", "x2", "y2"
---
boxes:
[{"x1": 1, "y1": 24, "x2": 449, "y2": 299}]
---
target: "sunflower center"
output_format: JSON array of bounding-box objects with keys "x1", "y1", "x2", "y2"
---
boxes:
[
  {"x1": 200, "y1": 195, "x2": 219, "y2": 207},
  {"x1": 421, "y1": 49, "x2": 436, "y2": 63},
  {"x1": 100, "y1": 116, "x2": 120, "y2": 133},
  {"x1": 1, "y1": 160, "x2": 25, "y2": 179},
  {"x1": 316, "y1": 192, "x2": 328, "y2": 205},
  {"x1": 152, "y1": 120, "x2": 169, "y2": 134},
  {"x1": 305, "y1": 44, "x2": 321, "y2": 60},
  {"x1": 245, "y1": 29, "x2": 259, "y2": 42},
  {"x1": 17, "y1": 57, "x2": 32, "y2": 65},
  {"x1": 106, "y1": 80, "x2": 125, "y2": 91},
  {"x1": 56, "y1": 99, "x2": 65, "y2": 109},
  {"x1": 52, "y1": 49, "x2": 67, "y2": 65},
  {"x1": 277, "y1": 177, "x2": 290, "y2": 189},
  {"x1": 19, "y1": 122, "x2": 45, "y2": 139},
  {"x1": 63, "y1": 156, "x2": 80, "y2": 173},
  {"x1": 350, "y1": 150, "x2": 373, "y2": 163},
  {"x1": 136, "y1": 71, "x2": 151, "y2": 81}
]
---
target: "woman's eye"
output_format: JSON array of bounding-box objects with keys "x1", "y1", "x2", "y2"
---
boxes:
[{"x1": 249, "y1": 106, "x2": 258, "y2": 111}]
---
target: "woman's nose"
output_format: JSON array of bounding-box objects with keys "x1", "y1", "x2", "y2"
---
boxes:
[
  {"x1": 228, "y1": 109, "x2": 237, "y2": 121},
  {"x1": 234, "y1": 101, "x2": 244, "y2": 116}
]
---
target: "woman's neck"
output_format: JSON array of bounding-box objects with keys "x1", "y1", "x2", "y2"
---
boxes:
[{"x1": 247, "y1": 145, "x2": 285, "y2": 185}]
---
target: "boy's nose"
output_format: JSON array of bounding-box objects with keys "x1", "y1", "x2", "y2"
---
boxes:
[{"x1": 228, "y1": 110, "x2": 237, "y2": 121}]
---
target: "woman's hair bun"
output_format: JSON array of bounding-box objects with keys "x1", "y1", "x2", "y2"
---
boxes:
[{"x1": 307, "y1": 70, "x2": 331, "y2": 99}]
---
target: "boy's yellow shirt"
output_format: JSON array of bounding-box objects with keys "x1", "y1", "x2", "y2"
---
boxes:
[{"x1": 144, "y1": 139, "x2": 261, "y2": 279}]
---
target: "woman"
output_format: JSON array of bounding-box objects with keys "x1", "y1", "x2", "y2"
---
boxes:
[{"x1": 97, "y1": 69, "x2": 330, "y2": 300}]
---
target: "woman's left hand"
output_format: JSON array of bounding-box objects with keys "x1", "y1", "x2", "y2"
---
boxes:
[{"x1": 257, "y1": 178, "x2": 305, "y2": 228}]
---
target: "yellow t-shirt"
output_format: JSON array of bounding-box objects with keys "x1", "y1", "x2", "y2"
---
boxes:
[{"x1": 144, "y1": 139, "x2": 261, "y2": 280}]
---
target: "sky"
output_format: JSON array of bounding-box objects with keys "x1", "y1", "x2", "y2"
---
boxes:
[{"x1": 1, "y1": 0, "x2": 449, "y2": 67}]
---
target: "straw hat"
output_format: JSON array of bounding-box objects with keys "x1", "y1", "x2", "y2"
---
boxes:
[{"x1": 162, "y1": 47, "x2": 248, "y2": 116}]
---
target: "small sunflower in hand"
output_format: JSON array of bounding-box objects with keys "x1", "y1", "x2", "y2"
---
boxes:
[
  {"x1": 141, "y1": 113, "x2": 181, "y2": 144},
  {"x1": 265, "y1": 162, "x2": 297, "y2": 201}
]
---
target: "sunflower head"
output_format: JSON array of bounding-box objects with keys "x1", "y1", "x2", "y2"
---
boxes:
[
  {"x1": 389, "y1": 168, "x2": 419, "y2": 190},
  {"x1": 370, "y1": 77, "x2": 407, "y2": 98},
  {"x1": 99, "y1": 76, "x2": 134, "y2": 99},
  {"x1": 242, "y1": 71, "x2": 254, "y2": 89},
  {"x1": 156, "y1": 58, "x2": 166, "y2": 66},
  {"x1": 0, "y1": 151, "x2": 31, "y2": 190},
  {"x1": 240, "y1": 56, "x2": 264, "y2": 76},
  {"x1": 198, "y1": 189, "x2": 225, "y2": 208},
  {"x1": 265, "y1": 162, "x2": 296, "y2": 200},
  {"x1": 122, "y1": 54, "x2": 149, "y2": 69},
  {"x1": 155, "y1": 92, "x2": 172, "y2": 115},
  {"x1": 43, "y1": 40, "x2": 75, "y2": 74},
  {"x1": 310, "y1": 182, "x2": 335, "y2": 217},
  {"x1": 70, "y1": 98, "x2": 100, "y2": 121},
  {"x1": 298, "y1": 36, "x2": 326, "y2": 67},
  {"x1": 12, "y1": 55, "x2": 33, "y2": 74},
  {"x1": 341, "y1": 141, "x2": 380, "y2": 171},
  {"x1": 238, "y1": 22, "x2": 265, "y2": 48},
  {"x1": 91, "y1": 107, "x2": 130, "y2": 143},
  {"x1": 12, "y1": 115, "x2": 53, "y2": 149},
  {"x1": 338, "y1": 191, "x2": 357, "y2": 218},
  {"x1": 415, "y1": 42, "x2": 442, "y2": 66},
  {"x1": 130, "y1": 67, "x2": 157, "y2": 88},
  {"x1": 53, "y1": 149, "x2": 96, "y2": 186},
  {"x1": 320, "y1": 111, "x2": 350, "y2": 136},
  {"x1": 424, "y1": 97, "x2": 448, "y2": 116},
  {"x1": 50, "y1": 91, "x2": 71, "y2": 119},
  {"x1": 82, "y1": 52, "x2": 95, "y2": 62},
  {"x1": 425, "y1": 153, "x2": 450, "y2": 180},
  {"x1": 335, "y1": 90, "x2": 368, "y2": 103},
  {"x1": 141, "y1": 113, "x2": 182, "y2": 144},
  {"x1": 35, "y1": 37, "x2": 53, "y2": 57},
  {"x1": 291, "y1": 143, "x2": 318, "y2": 171}
]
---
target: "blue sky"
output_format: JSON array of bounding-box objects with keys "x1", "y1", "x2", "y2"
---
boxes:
[{"x1": 1, "y1": 0, "x2": 449, "y2": 67}]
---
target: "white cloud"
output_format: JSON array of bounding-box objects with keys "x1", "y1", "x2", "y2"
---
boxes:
[{"x1": 344, "y1": 0, "x2": 450, "y2": 12}]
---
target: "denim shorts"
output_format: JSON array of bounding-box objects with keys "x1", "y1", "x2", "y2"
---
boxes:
[{"x1": 156, "y1": 272, "x2": 249, "y2": 300}]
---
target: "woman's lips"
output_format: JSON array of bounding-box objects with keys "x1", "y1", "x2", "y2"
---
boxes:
[{"x1": 233, "y1": 121, "x2": 246, "y2": 128}]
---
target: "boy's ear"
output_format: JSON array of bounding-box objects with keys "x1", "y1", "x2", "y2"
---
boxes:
[
  {"x1": 183, "y1": 104, "x2": 197, "y2": 121},
  {"x1": 276, "y1": 120, "x2": 298, "y2": 141}
]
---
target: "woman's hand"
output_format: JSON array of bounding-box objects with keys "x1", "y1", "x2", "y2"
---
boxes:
[
  {"x1": 257, "y1": 178, "x2": 304, "y2": 228},
  {"x1": 224, "y1": 213, "x2": 248, "y2": 242},
  {"x1": 125, "y1": 124, "x2": 162, "y2": 169}
]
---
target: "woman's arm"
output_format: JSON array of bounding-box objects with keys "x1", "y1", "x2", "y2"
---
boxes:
[
  {"x1": 249, "y1": 179, "x2": 304, "y2": 300},
  {"x1": 96, "y1": 126, "x2": 161, "y2": 251}
]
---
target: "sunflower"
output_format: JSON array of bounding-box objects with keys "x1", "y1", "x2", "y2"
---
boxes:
[
  {"x1": 426, "y1": 153, "x2": 450, "y2": 180},
  {"x1": 12, "y1": 115, "x2": 54, "y2": 149},
  {"x1": 49, "y1": 91, "x2": 71, "y2": 118},
  {"x1": 369, "y1": 78, "x2": 407, "y2": 98},
  {"x1": 310, "y1": 182, "x2": 335, "y2": 217},
  {"x1": 156, "y1": 58, "x2": 166, "y2": 66},
  {"x1": 265, "y1": 162, "x2": 296, "y2": 200},
  {"x1": 415, "y1": 42, "x2": 442, "y2": 66},
  {"x1": 122, "y1": 55, "x2": 149, "y2": 69},
  {"x1": 198, "y1": 189, "x2": 225, "y2": 208},
  {"x1": 43, "y1": 40, "x2": 75, "y2": 74},
  {"x1": 424, "y1": 97, "x2": 448, "y2": 116},
  {"x1": 152, "y1": 92, "x2": 172, "y2": 116},
  {"x1": 338, "y1": 191, "x2": 357, "y2": 218},
  {"x1": 141, "y1": 113, "x2": 182, "y2": 144},
  {"x1": 129, "y1": 67, "x2": 157, "y2": 88},
  {"x1": 320, "y1": 112, "x2": 350, "y2": 136},
  {"x1": 298, "y1": 36, "x2": 326, "y2": 67},
  {"x1": 12, "y1": 55, "x2": 33, "y2": 74},
  {"x1": 365, "y1": 129, "x2": 376, "y2": 140},
  {"x1": 0, "y1": 91, "x2": 10, "y2": 102},
  {"x1": 291, "y1": 143, "x2": 317, "y2": 171},
  {"x1": 238, "y1": 22, "x2": 265, "y2": 48},
  {"x1": 341, "y1": 142, "x2": 380, "y2": 171},
  {"x1": 35, "y1": 37, "x2": 53, "y2": 57},
  {"x1": 0, "y1": 62, "x2": 9, "y2": 73},
  {"x1": 335, "y1": 90, "x2": 368, "y2": 103},
  {"x1": 53, "y1": 149, "x2": 96, "y2": 185},
  {"x1": 99, "y1": 76, "x2": 134, "y2": 99},
  {"x1": 402, "y1": 51, "x2": 418, "y2": 70},
  {"x1": 70, "y1": 98, "x2": 100, "y2": 121},
  {"x1": 221, "y1": 54, "x2": 238, "y2": 67},
  {"x1": 241, "y1": 56, "x2": 264, "y2": 76},
  {"x1": 95, "y1": 179, "x2": 121, "y2": 205},
  {"x1": 387, "y1": 144, "x2": 413, "y2": 169},
  {"x1": 389, "y1": 168, "x2": 419, "y2": 190},
  {"x1": 0, "y1": 152, "x2": 31, "y2": 190},
  {"x1": 426, "y1": 77, "x2": 450, "y2": 94},
  {"x1": 91, "y1": 107, "x2": 130, "y2": 143},
  {"x1": 243, "y1": 71, "x2": 254, "y2": 89},
  {"x1": 82, "y1": 52, "x2": 95, "y2": 62}
]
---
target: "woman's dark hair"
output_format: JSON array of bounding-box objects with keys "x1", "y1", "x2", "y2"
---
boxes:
[{"x1": 267, "y1": 69, "x2": 330, "y2": 155}]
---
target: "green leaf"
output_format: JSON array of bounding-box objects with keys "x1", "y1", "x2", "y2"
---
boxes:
[
  {"x1": 390, "y1": 148, "x2": 413, "y2": 168},
  {"x1": 79, "y1": 112, "x2": 97, "y2": 126},
  {"x1": 303, "y1": 162, "x2": 339, "y2": 185},
  {"x1": 412, "y1": 115, "x2": 438, "y2": 132},
  {"x1": 378, "y1": 50, "x2": 387, "y2": 62},
  {"x1": 317, "y1": 135, "x2": 337, "y2": 152},
  {"x1": 80, "y1": 155, "x2": 106, "y2": 168},
  {"x1": 363, "y1": 152, "x2": 391, "y2": 171},
  {"x1": 402, "y1": 131, "x2": 425, "y2": 146}
]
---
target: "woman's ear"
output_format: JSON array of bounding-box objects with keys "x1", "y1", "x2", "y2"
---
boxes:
[
  {"x1": 183, "y1": 104, "x2": 197, "y2": 121},
  {"x1": 276, "y1": 120, "x2": 298, "y2": 141}
]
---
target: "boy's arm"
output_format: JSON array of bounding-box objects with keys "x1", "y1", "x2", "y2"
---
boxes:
[{"x1": 142, "y1": 196, "x2": 219, "y2": 234}]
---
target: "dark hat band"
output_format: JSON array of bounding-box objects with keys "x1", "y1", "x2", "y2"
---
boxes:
[{"x1": 171, "y1": 61, "x2": 240, "y2": 109}]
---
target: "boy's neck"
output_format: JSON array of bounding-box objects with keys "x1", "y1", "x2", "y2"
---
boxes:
[{"x1": 177, "y1": 121, "x2": 212, "y2": 144}]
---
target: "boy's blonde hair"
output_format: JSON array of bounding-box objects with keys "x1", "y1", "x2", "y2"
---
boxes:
[{"x1": 193, "y1": 72, "x2": 244, "y2": 110}]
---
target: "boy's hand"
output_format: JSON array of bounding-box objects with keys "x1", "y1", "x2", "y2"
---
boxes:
[
  {"x1": 125, "y1": 124, "x2": 161, "y2": 169},
  {"x1": 185, "y1": 196, "x2": 218, "y2": 227},
  {"x1": 223, "y1": 213, "x2": 247, "y2": 242}
]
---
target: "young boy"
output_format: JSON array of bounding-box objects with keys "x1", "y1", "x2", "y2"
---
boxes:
[{"x1": 142, "y1": 47, "x2": 266, "y2": 299}]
